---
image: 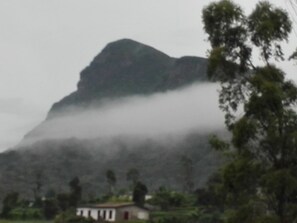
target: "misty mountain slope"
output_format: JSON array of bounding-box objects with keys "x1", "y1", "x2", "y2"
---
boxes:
[
  {"x1": 0, "y1": 39, "x2": 226, "y2": 199},
  {"x1": 0, "y1": 134, "x2": 223, "y2": 199},
  {"x1": 48, "y1": 39, "x2": 208, "y2": 118}
]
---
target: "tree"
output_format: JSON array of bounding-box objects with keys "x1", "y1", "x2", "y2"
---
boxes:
[
  {"x1": 56, "y1": 193, "x2": 70, "y2": 212},
  {"x1": 195, "y1": 173, "x2": 225, "y2": 210},
  {"x1": 68, "y1": 177, "x2": 82, "y2": 207},
  {"x1": 132, "y1": 181, "x2": 148, "y2": 207},
  {"x1": 32, "y1": 170, "x2": 43, "y2": 207},
  {"x1": 203, "y1": 0, "x2": 297, "y2": 222},
  {"x1": 43, "y1": 198, "x2": 58, "y2": 219},
  {"x1": 180, "y1": 155, "x2": 194, "y2": 193},
  {"x1": 151, "y1": 187, "x2": 171, "y2": 211},
  {"x1": 126, "y1": 168, "x2": 140, "y2": 187},
  {"x1": 1, "y1": 192, "x2": 19, "y2": 218},
  {"x1": 55, "y1": 213, "x2": 96, "y2": 223},
  {"x1": 105, "y1": 169, "x2": 116, "y2": 195},
  {"x1": 150, "y1": 187, "x2": 189, "y2": 211}
]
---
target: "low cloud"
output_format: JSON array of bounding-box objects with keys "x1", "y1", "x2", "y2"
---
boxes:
[{"x1": 22, "y1": 83, "x2": 225, "y2": 146}]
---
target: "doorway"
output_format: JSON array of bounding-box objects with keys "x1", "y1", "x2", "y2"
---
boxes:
[{"x1": 124, "y1": 211, "x2": 129, "y2": 220}]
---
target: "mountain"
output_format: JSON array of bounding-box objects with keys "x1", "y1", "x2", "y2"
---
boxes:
[
  {"x1": 0, "y1": 39, "x2": 223, "y2": 200},
  {"x1": 48, "y1": 39, "x2": 208, "y2": 118}
]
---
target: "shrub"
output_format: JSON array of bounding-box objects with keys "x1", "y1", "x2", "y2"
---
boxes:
[{"x1": 55, "y1": 211, "x2": 96, "y2": 223}]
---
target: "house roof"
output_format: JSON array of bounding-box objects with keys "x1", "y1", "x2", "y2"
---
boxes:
[{"x1": 78, "y1": 202, "x2": 148, "y2": 210}]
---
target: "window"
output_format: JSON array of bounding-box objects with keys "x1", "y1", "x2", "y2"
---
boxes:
[
  {"x1": 109, "y1": 210, "x2": 113, "y2": 219},
  {"x1": 80, "y1": 210, "x2": 83, "y2": 216},
  {"x1": 88, "y1": 210, "x2": 91, "y2": 217},
  {"x1": 97, "y1": 210, "x2": 101, "y2": 219},
  {"x1": 103, "y1": 210, "x2": 106, "y2": 220}
]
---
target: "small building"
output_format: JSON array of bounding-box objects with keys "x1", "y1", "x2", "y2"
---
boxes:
[{"x1": 76, "y1": 202, "x2": 149, "y2": 222}]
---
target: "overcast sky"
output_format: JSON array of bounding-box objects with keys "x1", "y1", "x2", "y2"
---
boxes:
[{"x1": 0, "y1": 0, "x2": 297, "y2": 151}]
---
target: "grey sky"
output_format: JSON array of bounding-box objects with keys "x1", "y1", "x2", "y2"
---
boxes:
[{"x1": 0, "y1": 0, "x2": 296, "y2": 151}]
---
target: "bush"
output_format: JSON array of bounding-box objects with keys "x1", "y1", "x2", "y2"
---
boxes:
[
  {"x1": 151, "y1": 215, "x2": 188, "y2": 223},
  {"x1": 149, "y1": 188, "x2": 194, "y2": 210},
  {"x1": 43, "y1": 198, "x2": 59, "y2": 219},
  {"x1": 55, "y1": 211, "x2": 96, "y2": 223},
  {"x1": 9, "y1": 207, "x2": 42, "y2": 220}
]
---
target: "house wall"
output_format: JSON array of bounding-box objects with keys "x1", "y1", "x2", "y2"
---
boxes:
[
  {"x1": 77, "y1": 207, "x2": 116, "y2": 222},
  {"x1": 115, "y1": 206, "x2": 149, "y2": 221}
]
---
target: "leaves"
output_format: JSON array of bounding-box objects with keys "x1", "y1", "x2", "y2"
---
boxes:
[
  {"x1": 203, "y1": 0, "x2": 297, "y2": 221},
  {"x1": 202, "y1": 0, "x2": 246, "y2": 49},
  {"x1": 249, "y1": 1, "x2": 292, "y2": 62},
  {"x1": 203, "y1": 0, "x2": 251, "y2": 81},
  {"x1": 209, "y1": 135, "x2": 230, "y2": 152}
]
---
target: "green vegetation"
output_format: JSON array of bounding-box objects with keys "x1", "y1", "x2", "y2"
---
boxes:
[
  {"x1": 68, "y1": 177, "x2": 82, "y2": 208},
  {"x1": 0, "y1": 134, "x2": 220, "y2": 203},
  {"x1": 8, "y1": 209, "x2": 42, "y2": 220},
  {"x1": 132, "y1": 181, "x2": 148, "y2": 207},
  {"x1": 203, "y1": 0, "x2": 297, "y2": 222},
  {"x1": 106, "y1": 169, "x2": 117, "y2": 195},
  {"x1": 54, "y1": 211, "x2": 94, "y2": 223},
  {"x1": 180, "y1": 156, "x2": 194, "y2": 193},
  {"x1": 3, "y1": 1, "x2": 297, "y2": 223},
  {"x1": 0, "y1": 220, "x2": 52, "y2": 223},
  {"x1": 149, "y1": 187, "x2": 194, "y2": 211},
  {"x1": 150, "y1": 209, "x2": 194, "y2": 223},
  {"x1": 0, "y1": 177, "x2": 83, "y2": 222},
  {"x1": 150, "y1": 207, "x2": 222, "y2": 223},
  {"x1": 1, "y1": 193, "x2": 19, "y2": 218},
  {"x1": 115, "y1": 221, "x2": 145, "y2": 223}
]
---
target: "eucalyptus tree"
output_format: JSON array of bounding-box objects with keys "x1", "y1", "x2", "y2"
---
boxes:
[
  {"x1": 106, "y1": 169, "x2": 116, "y2": 195},
  {"x1": 203, "y1": 1, "x2": 297, "y2": 222}
]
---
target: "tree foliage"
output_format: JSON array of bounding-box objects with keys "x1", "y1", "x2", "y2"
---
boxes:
[
  {"x1": 54, "y1": 176, "x2": 82, "y2": 213},
  {"x1": 55, "y1": 210, "x2": 96, "y2": 223},
  {"x1": 132, "y1": 181, "x2": 148, "y2": 207},
  {"x1": 1, "y1": 192, "x2": 19, "y2": 218},
  {"x1": 149, "y1": 187, "x2": 191, "y2": 211},
  {"x1": 106, "y1": 169, "x2": 116, "y2": 195},
  {"x1": 180, "y1": 155, "x2": 195, "y2": 193},
  {"x1": 68, "y1": 177, "x2": 82, "y2": 207},
  {"x1": 203, "y1": 0, "x2": 297, "y2": 222}
]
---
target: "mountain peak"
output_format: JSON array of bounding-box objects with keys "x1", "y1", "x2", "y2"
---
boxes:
[
  {"x1": 105, "y1": 38, "x2": 148, "y2": 48},
  {"x1": 94, "y1": 38, "x2": 170, "y2": 63},
  {"x1": 104, "y1": 39, "x2": 166, "y2": 53},
  {"x1": 46, "y1": 39, "x2": 208, "y2": 117}
]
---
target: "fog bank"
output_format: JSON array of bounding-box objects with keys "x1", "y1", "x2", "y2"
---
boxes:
[{"x1": 21, "y1": 83, "x2": 225, "y2": 146}]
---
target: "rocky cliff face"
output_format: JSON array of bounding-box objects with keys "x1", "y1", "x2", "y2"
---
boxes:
[{"x1": 48, "y1": 39, "x2": 208, "y2": 118}]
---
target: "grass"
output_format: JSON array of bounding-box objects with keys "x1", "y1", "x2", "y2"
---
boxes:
[
  {"x1": 115, "y1": 221, "x2": 146, "y2": 223},
  {"x1": 150, "y1": 207, "x2": 197, "y2": 222},
  {"x1": 0, "y1": 220, "x2": 52, "y2": 223}
]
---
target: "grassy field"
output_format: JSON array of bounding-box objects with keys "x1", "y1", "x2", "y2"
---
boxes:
[
  {"x1": 150, "y1": 207, "x2": 197, "y2": 222},
  {"x1": 0, "y1": 220, "x2": 52, "y2": 223}
]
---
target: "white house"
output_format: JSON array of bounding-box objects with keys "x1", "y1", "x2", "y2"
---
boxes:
[{"x1": 76, "y1": 202, "x2": 149, "y2": 222}]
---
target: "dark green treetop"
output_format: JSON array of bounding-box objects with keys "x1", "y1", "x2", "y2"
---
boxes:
[
  {"x1": 106, "y1": 169, "x2": 116, "y2": 195},
  {"x1": 203, "y1": 0, "x2": 297, "y2": 222},
  {"x1": 132, "y1": 181, "x2": 148, "y2": 207}
]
